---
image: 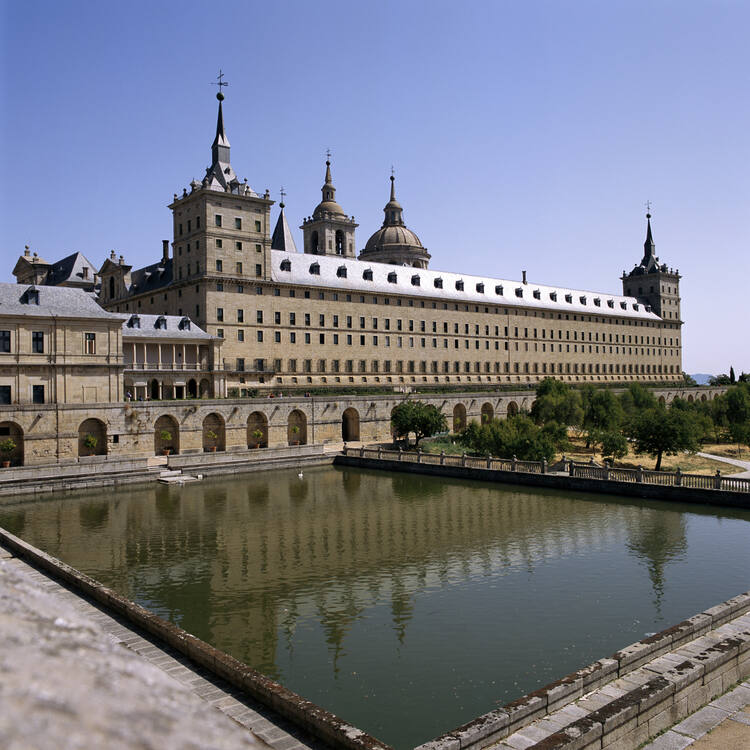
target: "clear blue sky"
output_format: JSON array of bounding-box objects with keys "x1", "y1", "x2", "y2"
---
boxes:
[{"x1": 2, "y1": 1, "x2": 748, "y2": 374}]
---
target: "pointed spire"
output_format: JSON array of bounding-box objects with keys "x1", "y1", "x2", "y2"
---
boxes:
[
  {"x1": 643, "y1": 211, "x2": 655, "y2": 261},
  {"x1": 321, "y1": 151, "x2": 337, "y2": 203},
  {"x1": 211, "y1": 92, "x2": 231, "y2": 165},
  {"x1": 383, "y1": 173, "x2": 404, "y2": 226},
  {"x1": 271, "y1": 188, "x2": 298, "y2": 252}
]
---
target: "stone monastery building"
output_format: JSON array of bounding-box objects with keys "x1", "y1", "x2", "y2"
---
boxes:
[{"x1": 13, "y1": 92, "x2": 683, "y2": 397}]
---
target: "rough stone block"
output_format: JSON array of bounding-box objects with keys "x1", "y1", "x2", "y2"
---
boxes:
[
  {"x1": 505, "y1": 694, "x2": 546, "y2": 735},
  {"x1": 453, "y1": 708, "x2": 510, "y2": 749},
  {"x1": 670, "y1": 705, "x2": 730, "y2": 740}
]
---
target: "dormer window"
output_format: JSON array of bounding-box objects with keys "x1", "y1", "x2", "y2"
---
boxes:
[
  {"x1": 532, "y1": 289, "x2": 541, "y2": 299},
  {"x1": 565, "y1": 294, "x2": 573, "y2": 303},
  {"x1": 178, "y1": 316, "x2": 191, "y2": 330},
  {"x1": 620, "y1": 301, "x2": 627, "y2": 310},
  {"x1": 155, "y1": 316, "x2": 167, "y2": 330},
  {"x1": 127, "y1": 314, "x2": 141, "y2": 329},
  {"x1": 607, "y1": 299, "x2": 614, "y2": 308},
  {"x1": 579, "y1": 295, "x2": 587, "y2": 305},
  {"x1": 455, "y1": 280, "x2": 464, "y2": 291},
  {"x1": 495, "y1": 285, "x2": 504, "y2": 295},
  {"x1": 337, "y1": 265, "x2": 347, "y2": 278},
  {"x1": 22, "y1": 287, "x2": 39, "y2": 305},
  {"x1": 434, "y1": 277, "x2": 443, "y2": 289},
  {"x1": 411, "y1": 274, "x2": 420, "y2": 286},
  {"x1": 280, "y1": 259, "x2": 292, "y2": 272},
  {"x1": 515, "y1": 287, "x2": 523, "y2": 298},
  {"x1": 476, "y1": 282, "x2": 484, "y2": 293},
  {"x1": 309, "y1": 262, "x2": 320, "y2": 275},
  {"x1": 363, "y1": 269, "x2": 374, "y2": 281},
  {"x1": 387, "y1": 271, "x2": 398, "y2": 284},
  {"x1": 549, "y1": 292, "x2": 557, "y2": 301},
  {"x1": 645, "y1": 304, "x2": 652, "y2": 313},
  {"x1": 593, "y1": 297, "x2": 601, "y2": 307},
  {"x1": 633, "y1": 303, "x2": 639, "y2": 311}
]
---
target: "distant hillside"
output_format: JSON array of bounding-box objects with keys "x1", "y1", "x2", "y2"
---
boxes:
[{"x1": 691, "y1": 373, "x2": 713, "y2": 385}]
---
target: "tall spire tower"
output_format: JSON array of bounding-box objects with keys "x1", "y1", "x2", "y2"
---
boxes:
[
  {"x1": 271, "y1": 189, "x2": 298, "y2": 252},
  {"x1": 301, "y1": 154, "x2": 357, "y2": 257},
  {"x1": 621, "y1": 208, "x2": 682, "y2": 323}
]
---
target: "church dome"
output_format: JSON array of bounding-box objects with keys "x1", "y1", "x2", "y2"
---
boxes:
[
  {"x1": 312, "y1": 159, "x2": 346, "y2": 219},
  {"x1": 359, "y1": 175, "x2": 430, "y2": 269}
]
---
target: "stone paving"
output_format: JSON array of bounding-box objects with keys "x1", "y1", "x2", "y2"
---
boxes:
[
  {"x1": 0, "y1": 543, "x2": 330, "y2": 750},
  {"x1": 642, "y1": 682, "x2": 750, "y2": 749}
]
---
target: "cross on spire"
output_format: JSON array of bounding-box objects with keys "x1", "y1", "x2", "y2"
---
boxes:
[
  {"x1": 325, "y1": 148, "x2": 332, "y2": 162},
  {"x1": 645, "y1": 199, "x2": 652, "y2": 216},
  {"x1": 279, "y1": 186, "x2": 286, "y2": 208},
  {"x1": 212, "y1": 70, "x2": 229, "y2": 100}
]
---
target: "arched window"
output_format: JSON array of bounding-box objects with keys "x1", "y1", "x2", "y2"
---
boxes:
[
  {"x1": 311, "y1": 231, "x2": 319, "y2": 254},
  {"x1": 109, "y1": 277, "x2": 115, "y2": 298},
  {"x1": 335, "y1": 230, "x2": 344, "y2": 255}
]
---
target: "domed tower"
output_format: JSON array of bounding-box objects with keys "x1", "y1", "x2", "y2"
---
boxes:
[
  {"x1": 301, "y1": 157, "x2": 357, "y2": 257},
  {"x1": 359, "y1": 175, "x2": 430, "y2": 268}
]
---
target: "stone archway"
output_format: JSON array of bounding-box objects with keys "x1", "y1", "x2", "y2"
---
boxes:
[
  {"x1": 202, "y1": 413, "x2": 225, "y2": 452},
  {"x1": 342, "y1": 408, "x2": 360, "y2": 441},
  {"x1": 0, "y1": 421, "x2": 24, "y2": 467},
  {"x1": 288, "y1": 409, "x2": 307, "y2": 446},
  {"x1": 199, "y1": 378, "x2": 211, "y2": 398},
  {"x1": 480, "y1": 402, "x2": 494, "y2": 424},
  {"x1": 453, "y1": 403, "x2": 466, "y2": 432},
  {"x1": 154, "y1": 414, "x2": 179, "y2": 455},
  {"x1": 658, "y1": 396, "x2": 666, "y2": 405},
  {"x1": 700, "y1": 394, "x2": 707, "y2": 402},
  {"x1": 687, "y1": 395, "x2": 694, "y2": 403},
  {"x1": 187, "y1": 379, "x2": 198, "y2": 399},
  {"x1": 506, "y1": 401, "x2": 519, "y2": 417},
  {"x1": 78, "y1": 418, "x2": 107, "y2": 457},
  {"x1": 247, "y1": 411, "x2": 268, "y2": 448},
  {"x1": 150, "y1": 378, "x2": 160, "y2": 400}
]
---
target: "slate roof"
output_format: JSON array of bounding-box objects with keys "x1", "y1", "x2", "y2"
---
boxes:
[
  {"x1": 122, "y1": 314, "x2": 213, "y2": 340},
  {"x1": 271, "y1": 206, "x2": 298, "y2": 252},
  {"x1": 128, "y1": 258, "x2": 174, "y2": 295},
  {"x1": 0, "y1": 283, "x2": 124, "y2": 320},
  {"x1": 46, "y1": 251, "x2": 98, "y2": 287},
  {"x1": 270, "y1": 250, "x2": 662, "y2": 321}
]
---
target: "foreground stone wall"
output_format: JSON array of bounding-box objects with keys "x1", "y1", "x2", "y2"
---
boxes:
[{"x1": 0, "y1": 386, "x2": 725, "y2": 466}]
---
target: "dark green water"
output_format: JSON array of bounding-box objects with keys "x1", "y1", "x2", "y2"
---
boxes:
[{"x1": 1, "y1": 466, "x2": 749, "y2": 748}]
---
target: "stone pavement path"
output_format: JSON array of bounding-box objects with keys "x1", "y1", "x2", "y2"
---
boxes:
[
  {"x1": 0, "y1": 544, "x2": 329, "y2": 750},
  {"x1": 642, "y1": 681, "x2": 750, "y2": 750},
  {"x1": 697, "y1": 451, "x2": 750, "y2": 478}
]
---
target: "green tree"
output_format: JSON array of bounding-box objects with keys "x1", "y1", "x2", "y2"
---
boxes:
[
  {"x1": 458, "y1": 414, "x2": 557, "y2": 462},
  {"x1": 530, "y1": 378, "x2": 583, "y2": 428},
  {"x1": 597, "y1": 431, "x2": 628, "y2": 463},
  {"x1": 682, "y1": 372, "x2": 697, "y2": 386},
  {"x1": 582, "y1": 388, "x2": 623, "y2": 447},
  {"x1": 725, "y1": 383, "x2": 750, "y2": 455},
  {"x1": 391, "y1": 401, "x2": 447, "y2": 447},
  {"x1": 627, "y1": 405, "x2": 702, "y2": 471},
  {"x1": 730, "y1": 366, "x2": 736, "y2": 384},
  {"x1": 709, "y1": 373, "x2": 732, "y2": 386}
]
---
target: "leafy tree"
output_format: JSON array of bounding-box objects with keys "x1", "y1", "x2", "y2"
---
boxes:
[
  {"x1": 682, "y1": 372, "x2": 698, "y2": 386},
  {"x1": 530, "y1": 378, "x2": 583, "y2": 428},
  {"x1": 739, "y1": 372, "x2": 750, "y2": 384},
  {"x1": 730, "y1": 366, "x2": 736, "y2": 384},
  {"x1": 709, "y1": 373, "x2": 733, "y2": 386},
  {"x1": 597, "y1": 431, "x2": 628, "y2": 463},
  {"x1": 458, "y1": 414, "x2": 557, "y2": 462},
  {"x1": 582, "y1": 388, "x2": 623, "y2": 446},
  {"x1": 725, "y1": 383, "x2": 750, "y2": 454},
  {"x1": 627, "y1": 405, "x2": 702, "y2": 471},
  {"x1": 391, "y1": 401, "x2": 447, "y2": 447},
  {"x1": 709, "y1": 395, "x2": 729, "y2": 442}
]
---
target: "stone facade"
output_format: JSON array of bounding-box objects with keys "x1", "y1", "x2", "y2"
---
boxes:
[{"x1": 0, "y1": 386, "x2": 724, "y2": 466}]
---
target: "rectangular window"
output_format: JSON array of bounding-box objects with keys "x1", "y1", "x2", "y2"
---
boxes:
[
  {"x1": 289, "y1": 312, "x2": 296, "y2": 325},
  {"x1": 256, "y1": 310, "x2": 263, "y2": 324},
  {"x1": 217, "y1": 328, "x2": 224, "y2": 338},
  {"x1": 235, "y1": 217, "x2": 242, "y2": 230},
  {"x1": 215, "y1": 215, "x2": 222, "y2": 227},
  {"x1": 237, "y1": 358, "x2": 245, "y2": 371},
  {"x1": 320, "y1": 333, "x2": 325, "y2": 344},
  {"x1": 237, "y1": 309, "x2": 244, "y2": 323},
  {"x1": 274, "y1": 331, "x2": 280, "y2": 343},
  {"x1": 216, "y1": 238, "x2": 223, "y2": 248},
  {"x1": 305, "y1": 333, "x2": 311, "y2": 344},
  {"x1": 84, "y1": 332, "x2": 96, "y2": 354},
  {"x1": 216, "y1": 259, "x2": 223, "y2": 272},
  {"x1": 217, "y1": 308, "x2": 224, "y2": 322},
  {"x1": 319, "y1": 314, "x2": 325, "y2": 326},
  {"x1": 0, "y1": 330, "x2": 10, "y2": 353},
  {"x1": 289, "y1": 359, "x2": 297, "y2": 372},
  {"x1": 0, "y1": 385, "x2": 10, "y2": 404},
  {"x1": 31, "y1": 384, "x2": 45, "y2": 403},
  {"x1": 255, "y1": 220, "x2": 262, "y2": 232},
  {"x1": 32, "y1": 331, "x2": 44, "y2": 353},
  {"x1": 236, "y1": 262, "x2": 243, "y2": 274},
  {"x1": 257, "y1": 331, "x2": 263, "y2": 342},
  {"x1": 255, "y1": 264, "x2": 262, "y2": 277},
  {"x1": 290, "y1": 332, "x2": 296, "y2": 343},
  {"x1": 238, "y1": 330, "x2": 244, "y2": 342}
]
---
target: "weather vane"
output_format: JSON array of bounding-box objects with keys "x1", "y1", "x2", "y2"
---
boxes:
[
  {"x1": 391, "y1": 164, "x2": 395, "y2": 178},
  {"x1": 645, "y1": 199, "x2": 652, "y2": 215},
  {"x1": 212, "y1": 70, "x2": 229, "y2": 98},
  {"x1": 325, "y1": 148, "x2": 332, "y2": 162},
  {"x1": 280, "y1": 186, "x2": 286, "y2": 206}
]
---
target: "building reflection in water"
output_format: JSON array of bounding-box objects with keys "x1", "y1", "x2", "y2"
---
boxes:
[{"x1": 2, "y1": 466, "x2": 748, "y2": 748}]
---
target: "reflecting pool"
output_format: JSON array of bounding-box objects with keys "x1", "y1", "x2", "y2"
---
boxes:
[{"x1": 1, "y1": 466, "x2": 748, "y2": 748}]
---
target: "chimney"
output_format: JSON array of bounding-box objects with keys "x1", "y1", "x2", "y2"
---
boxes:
[
  {"x1": 522, "y1": 270, "x2": 527, "y2": 284},
  {"x1": 162, "y1": 240, "x2": 169, "y2": 262}
]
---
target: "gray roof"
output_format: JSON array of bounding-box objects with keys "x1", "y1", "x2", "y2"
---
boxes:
[
  {"x1": 271, "y1": 205, "x2": 298, "y2": 252},
  {"x1": 46, "y1": 251, "x2": 98, "y2": 287},
  {"x1": 122, "y1": 314, "x2": 213, "y2": 340},
  {"x1": 0, "y1": 283, "x2": 124, "y2": 320},
  {"x1": 128, "y1": 258, "x2": 174, "y2": 295}
]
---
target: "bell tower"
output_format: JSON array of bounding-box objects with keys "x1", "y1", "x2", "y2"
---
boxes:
[
  {"x1": 301, "y1": 156, "x2": 357, "y2": 257},
  {"x1": 621, "y1": 211, "x2": 681, "y2": 323}
]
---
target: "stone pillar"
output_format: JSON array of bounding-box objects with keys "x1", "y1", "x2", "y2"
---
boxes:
[
  {"x1": 440, "y1": 451, "x2": 445, "y2": 466},
  {"x1": 714, "y1": 470, "x2": 721, "y2": 490},
  {"x1": 637, "y1": 465, "x2": 644, "y2": 482},
  {"x1": 675, "y1": 468, "x2": 682, "y2": 486}
]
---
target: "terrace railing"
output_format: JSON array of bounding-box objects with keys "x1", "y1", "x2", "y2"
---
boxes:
[{"x1": 341, "y1": 446, "x2": 750, "y2": 494}]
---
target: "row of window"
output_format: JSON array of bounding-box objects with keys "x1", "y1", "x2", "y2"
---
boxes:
[
  {"x1": 0, "y1": 384, "x2": 45, "y2": 404},
  {"x1": 210, "y1": 311, "x2": 680, "y2": 347},
  {"x1": 0, "y1": 330, "x2": 97, "y2": 355},
  {"x1": 231, "y1": 358, "x2": 679, "y2": 376}
]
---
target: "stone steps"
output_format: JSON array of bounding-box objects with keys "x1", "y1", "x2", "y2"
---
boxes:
[{"x1": 157, "y1": 469, "x2": 200, "y2": 485}]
